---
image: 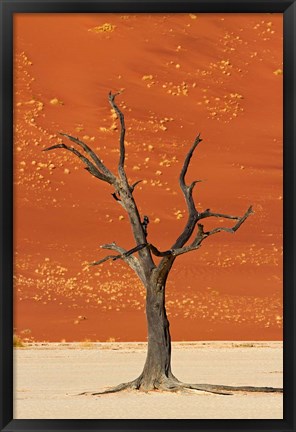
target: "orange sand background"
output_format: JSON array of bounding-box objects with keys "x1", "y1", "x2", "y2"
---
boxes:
[{"x1": 13, "y1": 13, "x2": 283, "y2": 342}]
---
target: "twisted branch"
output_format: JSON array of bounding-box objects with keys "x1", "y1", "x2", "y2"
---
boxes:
[
  {"x1": 179, "y1": 133, "x2": 202, "y2": 219},
  {"x1": 43, "y1": 143, "x2": 112, "y2": 183},
  {"x1": 157, "y1": 135, "x2": 202, "y2": 276},
  {"x1": 107, "y1": 93, "x2": 154, "y2": 269},
  {"x1": 59, "y1": 133, "x2": 116, "y2": 183},
  {"x1": 200, "y1": 209, "x2": 246, "y2": 221},
  {"x1": 170, "y1": 206, "x2": 253, "y2": 257},
  {"x1": 91, "y1": 242, "x2": 147, "y2": 283},
  {"x1": 43, "y1": 95, "x2": 253, "y2": 285},
  {"x1": 105, "y1": 203, "x2": 252, "y2": 265},
  {"x1": 157, "y1": 134, "x2": 253, "y2": 277},
  {"x1": 91, "y1": 242, "x2": 173, "y2": 266},
  {"x1": 206, "y1": 206, "x2": 254, "y2": 236}
]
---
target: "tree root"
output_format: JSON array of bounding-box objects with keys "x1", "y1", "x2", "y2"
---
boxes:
[
  {"x1": 79, "y1": 377, "x2": 283, "y2": 396},
  {"x1": 181, "y1": 383, "x2": 283, "y2": 395}
]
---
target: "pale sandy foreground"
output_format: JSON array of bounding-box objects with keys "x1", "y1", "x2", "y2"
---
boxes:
[{"x1": 14, "y1": 341, "x2": 283, "y2": 419}]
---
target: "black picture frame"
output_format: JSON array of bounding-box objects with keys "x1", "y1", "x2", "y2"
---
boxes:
[{"x1": 0, "y1": 0, "x2": 295, "y2": 431}]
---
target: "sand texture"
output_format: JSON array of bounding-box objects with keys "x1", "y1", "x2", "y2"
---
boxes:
[
  {"x1": 14, "y1": 13, "x2": 283, "y2": 343},
  {"x1": 14, "y1": 342, "x2": 283, "y2": 419}
]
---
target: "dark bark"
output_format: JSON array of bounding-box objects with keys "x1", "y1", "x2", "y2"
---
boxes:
[
  {"x1": 44, "y1": 92, "x2": 283, "y2": 396},
  {"x1": 80, "y1": 276, "x2": 282, "y2": 396},
  {"x1": 139, "y1": 277, "x2": 173, "y2": 390}
]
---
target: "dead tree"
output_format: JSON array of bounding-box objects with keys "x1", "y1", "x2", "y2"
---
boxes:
[{"x1": 44, "y1": 92, "x2": 282, "y2": 395}]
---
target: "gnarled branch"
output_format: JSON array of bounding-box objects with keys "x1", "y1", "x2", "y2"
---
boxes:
[
  {"x1": 107, "y1": 92, "x2": 155, "y2": 271},
  {"x1": 200, "y1": 209, "x2": 244, "y2": 221},
  {"x1": 206, "y1": 206, "x2": 254, "y2": 236},
  {"x1": 171, "y1": 135, "x2": 203, "y2": 250},
  {"x1": 170, "y1": 206, "x2": 254, "y2": 257},
  {"x1": 148, "y1": 243, "x2": 172, "y2": 257},
  {"x1": 59, "y1": 132, "x2": 116, "y2": 184},
  {"x1": 91, "y1": 242, "x2": 147, "y2": 283},
  {"x1": 179, "y1": 133, "x2": 202, "y2": 217},
  {"x1": 92, "y1": 242, "x2": 174, "y2": 264},
  {"x1": 43, "y1": 143, "x2": 112, "y2": 184},
  {"x1": 157, "y1": 133, "x2": 253, "y2": 277},
  {"x1": 179, "y1": 135, "x2": 201, "y2": 186},
  {"x1": 108, "y1": 92, "x2": 128, "y2": 183},
  {"x1": 157, "y1": 136, "x2": 202, "y2": 276}
]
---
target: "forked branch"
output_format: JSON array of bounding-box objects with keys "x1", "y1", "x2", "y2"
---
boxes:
[
  {"x1": 91, "y1": 242, "x2": 147, "y2": 283},
  {"x1": 91, "y1": 242, "x2": 172, "y2": 267},
  {"x1": 59, "y1": 133, "x2": 116, "y2": 183},
  {"x1": 170, "y1": 206, "x2": 253, "y2": 257},
  {"x1": 206, "y1": 205, "x2": 254, "y2": 236},
  {"x1": 43, "y1": 143, "x2": 115, "y2": 185},
  {"x1": 179, "y1": 133, "x2": 203, "y2": 219},
  {"x1": 43, "y1": 95, "x2": 253, "y2": 283},
  {"x1": 157, "y1": 135, "x2": 203, "y2": 276},
  {"x1": 157, "y1": 135, "x2": 253, "y2": 276},
  {"x1": 111, "y1": 203, "x2": 252, "y2": 265}
]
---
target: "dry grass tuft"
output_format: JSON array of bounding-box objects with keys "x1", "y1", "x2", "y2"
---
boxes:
[
  {"x1": 13, "y1": 334, "x2": 25, "y2": 348},
  {"x1": 79, "y1": 339, "x2": 93, "y2": 349}
]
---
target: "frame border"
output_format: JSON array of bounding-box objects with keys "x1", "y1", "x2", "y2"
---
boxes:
[{"x1": 0, "y1": 1, "x2": 295, "y2": 431}]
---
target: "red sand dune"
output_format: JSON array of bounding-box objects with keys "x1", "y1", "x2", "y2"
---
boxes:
[{"x1": 13, "y1": 13, "x2": 283, "y2": 342}]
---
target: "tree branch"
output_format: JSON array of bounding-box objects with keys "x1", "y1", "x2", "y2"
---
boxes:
[
  {"x1": 94, "y1": 242, "x2": 174, "y2": 262},
  {"x1": 111, "y1": 192, "x2": 127, "y2": 210},
  {"x1": 171, "y1": 134, "x2": 203, "y2": 251},
  {"x1": 157, "y1": 204, "x2": 253, "y2": 278},
  {"x1": 90, "y1": 254, "x2": 121, "y2": 265},
  {"x1": 130, "y1": 180, "x2": 142, "y2": 193},
  {"x1": 91, "y1": 239, "x2": 176, "y2": 283},
  {"x1": 179, "y1": 133, "x2": 202, "y2": 217},
  {"x1": 91, "y1": 242, "x2": 147, "y2": 283},
  {"x1": 59, "y1": 133, "x2": 116, "y2": 184},
  {"x1": 107, "y1": 92, "x2": 155, "y2": 271},
  {"x1": 142, "y1": 216, "x2": 149, "y2": 237},
  {"x1": 200, "y1": 209, "x2": 244, "y2": 221},
  {"x1": 43, "y1": 143, "x2": 112, "y2": 184},
  {"x1": 206, "y1": 205, "x2": 254, "y2": 236},
  {"x1": 170, "y1": 206, "x2": 254, "y2": 257},
  {"x1": 148, "y1": 243, "x2": 172, "y2": 257},
  {"x1": 157, "y1": 135, "x2": 202, "y2": 277},
  {"x1": 108, "y1": 92, "x2": 128, "y2": 183},
  {"x1": 45, "y1": 94, "x2": 154, "y2": 271}
]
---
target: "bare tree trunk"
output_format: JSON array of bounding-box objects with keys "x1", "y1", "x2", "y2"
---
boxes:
[
  {"x1": 83, "y1": 275, "x2": 283, "y2": 395},
  {"x1": 139, "y1": 279, "x2": 173, "y2": 390}
]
